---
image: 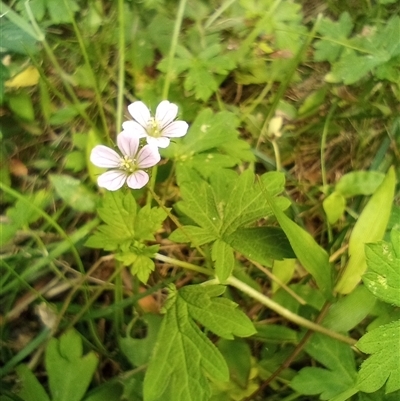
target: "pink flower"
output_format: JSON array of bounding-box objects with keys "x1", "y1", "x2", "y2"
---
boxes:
[
  {"x1": 90, "y1": 132, "x2": 160, "y2": 191},
  {"x1": 122, "y1": 100, "x2": 188, "y2": 148}
]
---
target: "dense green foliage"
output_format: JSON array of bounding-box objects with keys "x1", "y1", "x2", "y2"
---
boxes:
[{"x1": 0, "y1": 0, "x2": 399, "y2": 400}]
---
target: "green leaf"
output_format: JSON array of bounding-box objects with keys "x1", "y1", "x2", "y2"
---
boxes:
[
  {"x1": 336, "y1": 171, "x2": 385, "y2": 197},
  {"x1": 85, "y1": 191, "x2": 136, "y2": 250},
  {"x1": 119, "y1": 314, "x2": 163, "y2": 367},
  {"x1": 254, "y1": 324, "x2": 298, "y2": 344},
  {"x1": 1, "y1": 189, "x2": 51, "y2": 246},
  {"x1": 322, "y1": 285, "x2": 376, "y2": 332},
  {"x1": 85, "y1": 192, "x2": 165, "y2": 283},
  {"x1": 323, "y1": 191, "x2": 346, "y2": 224},
  {"x1": 65, "y1": 150, "x2": 86, "y2": 172},
  {"x1": 169, "y1": 225, "x2": 219, "y2": 246},
  {"x1": 46, "y1": 329, "x2": 98, "y2": 401},
  {"x1": 46, "y1": 0, "x2": 79, "y2": 24},
  {"x1": 129, "y1": 30, "x2": 155, "y2": 71},
  {"x1": 15, "y1": 364, "x2": 50, "y2": 401},
  {"x1": 271, "y1": 259, "x2": 296, "y2": 293},
  {"x1": 220, "y1": 170, "x2": 290, "y2": 236},
  {"x1": 163, "y1": 109, "x2": 254, "y2": 170},
  {"x1": 130, "y1": 254, "x2": 155, "y2": 284},
  {"x1": 357, "y1": 320, "x2": 400, "y2": 393},
  {"x1": 143, "y1": 285, "x2": 228, "y2": 401},
  {"x1": 363, "y1": 229, "x2": 400, "y2": 306},
  {"x1": 175, "y1": 167, "x2": 221, "y2": 237},
  {"x1": 290, "y1": 333, "x2": 357, "y2": 399},
  {"x1": 325, "y1": 49, "x2": 389, "y2": 85},
  {"x1": 212, "y1": 239, "x2": 235, "y2": 282},
  {"x1": 324, "y1": 16, "x2": 400, "y2": 85},
  {"x1": 160, "y1": 41, "x2": 235, "y2": 101},
  {"x1": 8, "y1": 91, "x2": 35, "y2": 121},
  {"x1": 185, "y1": 153, "x2": 238, "y2": 178},
  {"x1": 167, "y1": 109, "x2": 243, "y2": 157},
  {"x1": 0, "y1": 16, "x2": 39, "y2": 54},
  {"x1": 148, "y1": 14, "x2": 175, "y2": 55},
  {"x1": 172, "y1": 168, "x2": 290, "y2": 279},
  {"x1": 225, "y1": 226, "x2": 295, "y2": 265},
  {"x1": 49, "y1": 102, "x2": 90, "y2": 125},
  {"x1": 261, "y1": 181, "x2": 333, "y2": 299},
  {"x1": 134, "y1": 204, "x2": 168, "y2": 241},
  {"x1": 314, "y1": 13, "x2": 353, "y2": 62},
  {"x1": 144, "y1": 284, "x2": 255, "y2": 401},
  {"x1": 335, "y1": 167, "x2": 396, "y2": 294},
  {"x1": 82, "y1": 382, "x2": 124, "y2": 401},
  {"x1": 217, "y1": 339, "x2": 252, "y2": 388},
  {"x1": 179, "y1": 285, "x2": 256, "y2": 339},
  {"x1": 184, "y1": 60, "x2": 219, "y2": 101},
  {"x1": 50, "y1": 174, "x2": 96, "y2": 212}
]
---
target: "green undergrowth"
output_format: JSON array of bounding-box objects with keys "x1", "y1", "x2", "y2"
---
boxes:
[{"x1": 0, "y1": 0, "x2": 399, "y2": 401}]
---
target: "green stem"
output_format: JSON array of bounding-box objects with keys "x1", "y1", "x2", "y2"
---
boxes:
[
  {"x1": 271, "y1": 139, "x2": 282, "y2": 171},
  {"x1": 147, "y1": 187, "x2": 206, "y2": 257},
  {"x1": 321, "y1": 102, "x2": 337, "y2": 243},
  {"x1": 0, "y1": 183, "x2": 87, "y2": 278},
  {"x1": 235, "y1": 0, "x2": 282, "y2": 61},
  {"x1": 320, "y1": 103, "x2": 337, "y2": 192},
  {"x1": 61, "y1": 0, "x2": 109, "y2": 139},
  {"x1": 116, "y1": 0, "x2": 126, "y2": 132},
  {"x1": 227, "y1": 276, "x2": 356, "y2": 346},
  {"x1": 146, "y1": 164, "x2": 158, "y2": 205},
  {"x1": 204, "y1": 0, "x2": 236, "y2": 29},
  {"x1": 154, "y1": 253, "x2": 213, "y2": 275},
  {"x1": 24, "y1": 2, "x2": 96, "y2": 129},
  {"x1": 0, "y1": 183, "x2": 103, "y2": 350},
  {"x1": 162, "y1": 0, "x2": 187, "y2": 99},
  {"x1": 150, "y1": 253, "x2": 356, "y2": 345}
]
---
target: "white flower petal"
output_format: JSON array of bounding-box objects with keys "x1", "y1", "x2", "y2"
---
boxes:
[
  {"x1": 147, "y1": 136, "x2": 170, "y2": 148},
  {"x1": 97, "y1": 170, "x2": 127, "y2": 191},
  {"x1": 90, "y1": 145, "x2": 121, "y2": 168},
  {"x1": 137, "y1": 145, "x2": 161, "y2": 168},
  {"x1": 122, "y1": 121, "x2": 147, "y2": 138},
  {"x1": 128, "y1": 101, "x2": 151, "y2": 128},
  {"x1": 126, "y1": 170, "x2": 149, "y2": 189},
  {"x1": 117, "y1": 131, "x2": 139, "y2": 157},
  {"x1": 161, "y1": 121, "x2": 189, "y2": 138},
  {"x1": 156, "y1": 100, "x2": 178, "y2": 128}
]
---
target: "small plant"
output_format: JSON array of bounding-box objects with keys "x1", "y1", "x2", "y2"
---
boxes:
[{"x1": 1, "y1": 1, "x2": 399, "y2": 401}]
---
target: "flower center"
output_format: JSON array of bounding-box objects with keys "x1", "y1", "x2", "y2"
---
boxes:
[
  {"x1": 147, "y1": 117, "x2": 162, "y2": 138},
  {"x1": 119, "y1": 155, "x2": 138, "y2": 173}
]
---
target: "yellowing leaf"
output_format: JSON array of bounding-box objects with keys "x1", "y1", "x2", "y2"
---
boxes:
[{"x1": 5, "y1": 66, "x2": 40, "y2": 88}]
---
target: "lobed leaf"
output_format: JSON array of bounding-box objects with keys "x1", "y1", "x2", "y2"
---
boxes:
[
  {"x1": 362, "y1": 229, "x2": 400, "y2": 306},
  {"x1": 211, "y1": 239, "x2": 235, "y2": 282},
  {"x1": 144, "y1": 284, "x2": 255, "y2": 401},
  {"x1": 291, "y1": 333, "x2": 357, "y2": 399},
  {"x1": 85, "y1": 191, "x2": 136, "y2": 250},
  {"x1": 357, "y1": 320, "x2": 400, "y2": 394},
  {"x1": 180, "y1": 285, "x2": 256, "y2": 339},
  {"x1": 173, "y1": 168, "x2": 290, "y2": 280},
  {"x1": 314, "y1": 12, "x2": 353, "y2": 63},
  {"x1": 46, "y1": 329, "x2": 98, "y2": 401},
  {"x1": 16, "y1": 364, "x2": 50, "y2": 401},
  {"x1": 163, "y1": 109, "x2": 254, "y2": 171},
  {"x1": 224, "y1": 226, "x2": 295, "y2": 265}
]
